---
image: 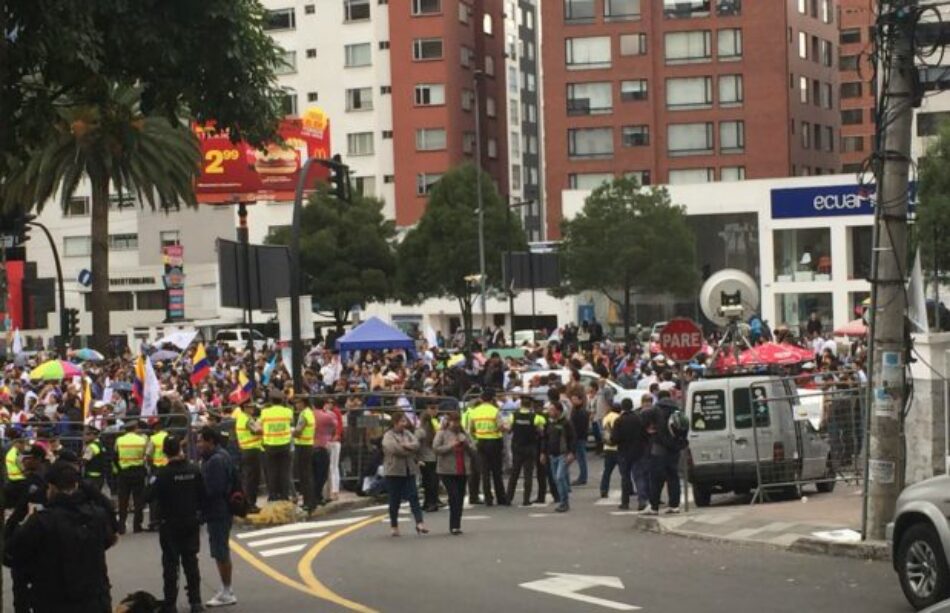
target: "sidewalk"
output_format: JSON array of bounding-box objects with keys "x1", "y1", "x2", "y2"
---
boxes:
[{"x1": 632, "y1": 483, "x2": 890, "y2": 561}]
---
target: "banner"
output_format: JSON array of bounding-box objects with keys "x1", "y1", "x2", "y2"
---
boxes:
[
  {"x1": 194, "y1": 107, "x2": 331, "y2": 203},
  {"x1": 163, "y1": 244, "x2": 185, "y2": 322}
]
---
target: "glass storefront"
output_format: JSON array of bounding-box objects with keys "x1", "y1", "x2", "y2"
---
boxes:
[
  {"x1": 774, "y1": 292, "x2": 833, "y2": 333},
  {"x1": 848, "y1": 225, "x2": 873, "y2": 280},
  {"x1": 773, "y1": 228, "x2": 832, "y2": 282},
  {"x1": 689, "y1": 213, "x2": 760, "y2": 281}
]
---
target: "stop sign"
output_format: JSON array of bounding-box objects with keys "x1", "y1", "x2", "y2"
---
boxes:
[{"x1": 659, "y1": 318, "x2": 704, "y2": 362}]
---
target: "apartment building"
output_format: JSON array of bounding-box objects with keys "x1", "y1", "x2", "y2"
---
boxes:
[
  {"x1": 540, "y1": 0, "x2": 842, "y2": 238},
  {"x1": 837, "y1": 0, "x2": 875, "y2": 173}
]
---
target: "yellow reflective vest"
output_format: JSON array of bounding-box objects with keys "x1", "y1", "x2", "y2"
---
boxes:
[
  {"x1": 294, "y1": 408, "x2": 315, "y2": 445},
  {"x1": 5, "y1": 446, "x2": 23, "y2": 482},
  {"x1": 260, "y1": 405, "x2": 293, "y2": 447},
  {"x1": 234, "y1": 407, "x2": 263, "y2": 451},
  {"x1": 150, "y1": 431, "x2": 169, "y2": 467},
  {"x1": 115, "y1": 432, "x2": 148, "y2": 470},
  {"x1": 468, "y1": 403, "x2": 502, "y2": 440}
]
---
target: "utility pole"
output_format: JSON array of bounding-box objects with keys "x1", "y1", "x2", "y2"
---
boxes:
[
  {"x1": 865, "y1": 1, "x2": 915, "y2": 541},
  {"x1": 474, "y1": 69, "x2": 487, "y2": 344}
]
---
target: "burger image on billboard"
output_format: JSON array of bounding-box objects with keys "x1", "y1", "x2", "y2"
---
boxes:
[{"x1": 254, "y1": 144, "x2": 298, "y2": 175}]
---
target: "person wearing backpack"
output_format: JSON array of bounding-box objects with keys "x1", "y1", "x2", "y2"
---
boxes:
[
  {"x1": 642, "y1": 392, "x2": 689, "y2": 515},
  {"x1": 197, "y1": 426, "x2": 237, "y2": 608},
  {"x1": 9, "y1": 460, "x2": 115, "y2": 612}
]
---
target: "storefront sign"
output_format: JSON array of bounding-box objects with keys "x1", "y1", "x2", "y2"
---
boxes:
[
  {"x1": 770, "y1": 184, "x2": 874, "y2": 219},
  {"x1": 162, "y1": 245, "x2": 185, "y2": 321}
]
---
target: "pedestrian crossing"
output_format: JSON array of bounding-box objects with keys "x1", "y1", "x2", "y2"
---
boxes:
[{"x1": 235, "y1": 516, "x2": 370, "y2": 558}]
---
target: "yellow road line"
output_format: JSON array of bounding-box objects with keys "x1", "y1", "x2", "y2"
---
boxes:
[
  {"x1": 228, "y1": 513, "x2": 383, "y2": 612},
  {"x1": 297, "y1": 515, "x2": 383, "y2": 613}
]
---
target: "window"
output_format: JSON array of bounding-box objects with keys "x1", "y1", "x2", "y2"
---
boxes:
[
  {"x1": 719, "y1": 74, "x2": 743, "y2": 105},
  {"x1": 564, "y1": 0, "x2": 594, "y2": 21},
  {"x1": 820, "y1": 82, "x2": 833, "y2": 109},
  {"x1": 276, "y1": 51, "x2": 297, "y2": 75},
  {"x1": 353, "y1": 176, "x2": 376, "y2": 197},
  {"x1": 811, "y1": 35, "x2": 819, "y2": 63},
  {"x1": 824, "y1": 126, "x2": 834, "y2": 152},
  {"x1": 487, "y1": 138, "x2": 498, "y2": 158},
  {"x1": 621, "y1": 79, "x2": 648, "y2": 101},
  {"x1": 109, "y1": 233, "x2": 138, "y2": 251},
  {"x1": 566, "y1": 36, "x2": 611, "y2": 69},
  {"x1": 668, "y1": 168, "x2": 714, "y2": 184},
  {"x1": 344, "y1": 43, "x2": 372, "y2": 67},
  {"x1": 691, "y1": 390, "x2": 726, "y2": 431},
  {"x1": 411, "y1": 0, "x2": 440, "y2": 15},
  {"x1": 568, "y1": 127, "x2": 614, "y2": 158},
  {"x1": 799, "y1": 76, "x2": 808, "y2": 104},
  {"x1": 620, "y1": 33, "x2": 647, "y2": 56},
  {"x1": 485, "y1": 55, "x2": 495, "y2": 75},
  {"x1": 460, "y1": 46, "x2": 474, "y2": 67},
  {"x1": 849, "y1": 226, "x2": 873, "y2": 280},
  {"x1": 668, "y1": 122, "x2": 714, "y2": 155},
  {"x1": 381, "y1": 130, "x2": 393, "y2": 139},
  {"x1": 345, "y1": 87, "x2": 373, "y2": 111},
  {"x1": 306, "y1": 48, "x2": 317, "y2": 59},
  {"x1": 347, "y1": 132, "x2": 374, "y2": 156},
  {"x1": 486, "y1": 96, "x2": 496, "y2": 117},
  {"x1": 483, "y1": 13, "x2": 493, "y2": 35},
  {"x1": 717, "y1": 28, "x2": 742, "y2": 59},
  {"x1": 839, "y1": 54, "x2": 858, "y2": 70},
  {"x1": 461, "y1": 88, "x2": 474, "y2": 110},
  {"x1": 605, "y1": 0, "x2": 640, "y2": 19},
  {"x1": 307, "y1": 92, "x2": 319, "y2": 103},
  {"x1": 568, "y1": 173, "x2": 613, "y2": 189},
  {"x1": 798, "y1": 32, "x2": 807, "y2": 59},
  {"x1": 64, "y1": 236, "x2": 91, "y2": 257},
  {"x1": 719, "y1": 120, "x2": 744, "y2": 153},
  {"x1": 136, "y1": 291, "x2": 166, "y2": 311},
  {"x1": 416, "y1": 128, "x2": 447, "y2": 151},
  {"x1": 718, "y1": 0, "x2": 741, "y2": 16},
  {"x1": 721, "y1": 166, "x2": 745, "y2": 181},
  {"x1": 841, "y1": 135, "x2": 864, "y2": 152},
  {"x1": 773, "y1": 228, "x2": 831, "y2": 282},
  {"x1": 841, "y1": 109, "x2": 863, "y2": 125},
  {"x1": 304, "y1": 5, "x2": 315, "y2": 15},
  {"x1": 917, "y1": 111, "x2": 950, "y2": 136},
  {"x1": 566, "y1": 82, "x2": 612, "y2": 115},
  {"x1": 344, "y1": 0, "x2": 370, "y2": 21},
  {"x1": 65, "y1": 197, "x2": 90, "y2": 217},
  {"x1": 381, "y1": 85, "x2": 391, "y2": 94},
  {"x1": 840, "y1": 28, "x2": 861, "y2": 45},
  {"x1": 733, "y1": 387, "x2": 770, "y2": 429},
  {"x1": 379, "y1": 41, "x2": 390, "y2": 50},
  {"x1": 666, "y1": 76, "x2": 712, "y2": 109},
  {"x1": 625, "y1": 170, "x2": 651, "y2": 186},
  {"x1": 414, "y1": 84, "x2": 445, "y2": 107},
  {"x1": 509, "y1": 99, "x2": 519, "y2": 123},
  {"x1": 801, "y1": 121, "x2": 811, "y2": 148},
  {"x1": 458, "y1": 2, "x2": 471, "y2": 23},
  {"x1": 160, "y1": 231, "x2": 180, "y2": 248},
  {"x1": 462, "y1": 132, "x2": 476, "y2": 154},
  {"x1": 820, "y1": 39, "x2": 833, "y2": 67},
  {"x1": 510, "y1": 131, "x2": 521, "y2": 158},
  {"x1": 416, "y1": 173, "x2": 443, "y2": 195},
  {"x1": 841, "y1": 82, "x2": 862, "y2": 99},
  {"x1": 279, "y1": 89, "x2": 297, "y2": 116},
  {"x1": 665, "y1": 31, "x2": 712, "y2": 63},
  {"x1": 413, "y1": 38, "x2": 443, "y2": 60},
  {"x1": 263, "y1": 8, "x2": 295, "y2": 31},
  {"x1": 821, "y1": 0, "x2": 832, "y2": 23},
  {"x1": 622, "y1": 125, "x2": 649, "y2": 147},
  {"x1": 664, "y1": 0, "x2": 711, "y2": 18},
  {"x1": 812, "y1": 79, "x2": 820, "y2": 106},
  {"x1": 511, "y1": 165, "x2": 522, "y2": 190},
  {"x1": 83, "y1": 292, "x2": 134, "y2": 312}
]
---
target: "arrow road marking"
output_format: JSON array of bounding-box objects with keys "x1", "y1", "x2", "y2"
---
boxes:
[{"x1": 519, "y1": 573, "x2": 640, "y2": 611}]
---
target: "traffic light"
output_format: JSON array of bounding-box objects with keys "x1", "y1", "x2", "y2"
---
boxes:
[
  {"x1": 0, "y1": 211, "x2": 35, "y2": 245},
  {"x1": 65, "y1": 308, "x2": 80, "y2": 338},
  {"x1": 321, "y1": 154, "x2": 351, "y2": 202}
]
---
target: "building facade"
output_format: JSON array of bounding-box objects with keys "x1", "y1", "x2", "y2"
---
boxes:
[
  {"x1": 837, "y1": 0, "x2": 876, "y2": 174},
  {"x1": 540, "y1": 0, "x2": 842, "y2": 238}
]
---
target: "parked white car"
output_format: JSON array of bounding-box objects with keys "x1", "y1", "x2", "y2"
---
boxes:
[
  {"x1": 517, "y1": 368, "x2": 648, "y2": 407},
  {"x1": 214, "y1": 328, "x2": 270, "y2": 352}
]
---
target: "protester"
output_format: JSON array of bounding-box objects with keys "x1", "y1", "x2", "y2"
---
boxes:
[
  {"x1": 643, "y1": 393, "x2": 688, "y2": 515},
  {"x1": 312, "y1": 397, "x2": 338, "y2": 507},
  {"x1": 417, "y1": 401, "x2": 442, "y2": 512},
  {"x1": 381, "y1": 413, "x2": 427, "y2": 537},
  {"x1": 432, "y1": 411, "x2": 476, "y2": 534},
  {"x1": 541, "y1": 400, "x2": 576, "y2": 513},
  {"x1": 197, "y1": 426, "x2": 237, "y2": 608},
  {"x1": 599, "y1": 400, "x2": 621, "y2": 498}
]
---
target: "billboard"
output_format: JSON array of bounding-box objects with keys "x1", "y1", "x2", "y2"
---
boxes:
[
  {"x1": 162, "y1": 244, "x2": 185, "y2": 322},
  {"x1": 194, "y1": 107, "x2": 331, "y2": 203}
]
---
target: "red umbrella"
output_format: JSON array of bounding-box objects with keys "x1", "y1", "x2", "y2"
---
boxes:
[
  {"x1": 834, "y1": 318, "x2": 868, "y2": 337},
  {"x1": 714, "y1": 342, "x2": 813, "y2": 368}
]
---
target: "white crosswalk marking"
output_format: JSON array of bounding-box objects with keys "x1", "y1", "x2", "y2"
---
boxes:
[
  {"x1": 594, "y1": 490, "x2": 622, "y2": 506},
  {"x1": 259, "y1": 544, "x2": 308, "y2": 558},
  {"x1": 235, "y1": 516, "x2": 369, "y2": 539},
  {"x1": 354, "y1": 504, "x2": 389, "y2": 512},
  {"x1": 245, "y1": 531, "x2": 330, "y2": 548}
]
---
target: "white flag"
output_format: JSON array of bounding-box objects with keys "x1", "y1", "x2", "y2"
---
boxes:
[
  {"x1": 424, "y1": 325, "x2": 438, "y2": 348},
  {"x1": 12, "y1": 328, "x2": 22, "y2": 356},
  {"x1": 281, "y1": 346, "x2": 293, "y2": 381},
  {"x1": 140, "y1": 353, "x2": 161, "y2": 417},
  {"x1": 907, "y1": 249, "x2": 930, "y2": 334}
]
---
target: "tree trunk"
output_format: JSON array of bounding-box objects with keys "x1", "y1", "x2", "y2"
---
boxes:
[
  {"x1": 623, "y1": 281, "x2": 631, "y2": 341},
  {"x1": 459, "y1": 297, "x2": 473, "y2": 348},
  {"x1": 90, "y1": 179, "x2": 111, "y2": 352},
  {"x1": 334, "y1": 308, "x2": 348, "y2": 335}
]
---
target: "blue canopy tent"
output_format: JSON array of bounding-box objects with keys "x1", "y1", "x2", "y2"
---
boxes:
[{"x1": 335, "y1": 316, "x2": 416, "y2": 357}]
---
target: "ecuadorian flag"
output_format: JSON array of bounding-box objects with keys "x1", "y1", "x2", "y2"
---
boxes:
[
  {"x1": 228, "y1": 370, "x2": 254, "y2": 404},
  {"x1": 133, "y1": 353, "x2": 146, "y2": 405},
  {"x1": 190, "y1": 343, "x2": 211, "y2": 386}
]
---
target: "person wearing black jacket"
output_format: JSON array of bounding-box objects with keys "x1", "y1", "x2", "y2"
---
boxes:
[
  {"x1": 541, "y1": 401, "x2": 576, "y2": 512},
  {"x1": 643, "y1": 395, "x2": 685, "y2": 515},
  {"x1": 4, "y1": 445, "x2": 48, "y2": 613},
  {"x1": 198, "y1": 426, "x2": 237, "y2": 608},
  {"x1": 611, "y1": 398, "x2": 650, "y2": 511},
  {"x1": 146, "y1": 435, "x2": 206, "y2": 613},
  {"x1": 506, "y1": 398, "x2": 545, "y2": 506}
]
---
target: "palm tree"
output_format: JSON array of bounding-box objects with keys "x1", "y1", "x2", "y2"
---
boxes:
[{"x1": 5, "y1": 83, "x2": 200, "y2": 351}]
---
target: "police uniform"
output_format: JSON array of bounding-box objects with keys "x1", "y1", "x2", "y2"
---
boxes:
[
  {"x1": 293, "y1": 404, "x2": 316, "y2": 511},
  {"x1": 146, "y1": 428, "x2": 169, "y2": 530},
  {"x1": 506, "y1": 405, "x2": 545, "y2": 506},
  {"x1": 468, "y1": 399, "x2": 508, "y2": 506},
  {"x1": 82, "y1": 435, "x2": 108, "y2": 492},
  {"x1": 260, "y1": 401, "x2": 293, "y2": 501},
  {"x1": 234, "y1": 405, "x2": 263, "y2": 509},
  {"x1": 114, "y1": 425, "x2": 148, "y2": 533}
]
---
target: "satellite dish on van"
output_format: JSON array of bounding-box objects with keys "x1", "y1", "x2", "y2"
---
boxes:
[{"x1": 699, "y1": 269, "x2": 760, "y2": 327}]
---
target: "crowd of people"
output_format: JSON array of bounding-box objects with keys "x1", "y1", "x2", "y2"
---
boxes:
[{"x1": 0, "y1": 312, "x2": 867, "y2": 612}]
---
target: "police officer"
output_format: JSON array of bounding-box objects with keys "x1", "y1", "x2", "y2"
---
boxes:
[
  {"x1": 145, "y1": 435, "x2": 205, "y2": 613},
  {"x1": 506, "y1": 397, "x2": 545, "y2": 506},
  {"x1": 233, "y1": 400, "x2": 263, "y2": 513},
  {"x1": 3, "y1": 430, "x2": 28, "y2": 506},
  {"x1": 260, "y1": 390, "x2": 293, "y2": 501},
  {"x1": 292, "y1": 396, "x2": 316, "y2": 513},
  {"x1": 81, "y1": 426, "x2": 108, "y2": 492},
  {"x1": 146, "y1": 422, "x2": 170, "y2": 531},
  {"x1": 460, "y1": 401, "x2": 482, "y2": 504},
  {"x1": 114, "y1": 419, "x2": 148, "y2": 534},
  {"x1": 467, "y1": 388, "x2": 509, "y2": 506}
]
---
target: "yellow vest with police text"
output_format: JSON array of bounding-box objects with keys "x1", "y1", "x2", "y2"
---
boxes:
[
  {"x1": 235, "y1": 408, "x2": 263, "y2": 451},
  {"x1": 294, "y1": 408, "x2": 315, "y2": 445},
  {"x1": 261, "y1": 405, "x2": 293, "y2": 447},
  {"x1": 469, "y1": 403, "x2": 502, "y2": 440},
  {"x1": 116, "y1": 432, "x2": 148, "y2": 470}
]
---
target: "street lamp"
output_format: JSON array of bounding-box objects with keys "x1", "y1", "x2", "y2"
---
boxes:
[{"x1": 473, "y1": 68, "x2": 486, "y2": 345}]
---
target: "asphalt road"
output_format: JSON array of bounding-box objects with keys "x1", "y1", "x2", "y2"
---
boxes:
[{"x1": 3, "y1": 456, "x2": 912, "y2": 613}]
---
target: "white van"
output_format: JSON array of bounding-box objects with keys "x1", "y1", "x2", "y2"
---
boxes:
[
  {"x1": 686, "y1": 375, "x2": 833, "y2": 506},
  {"x1": 214, "y1": 328, "x2": 269, "y2": 352}
]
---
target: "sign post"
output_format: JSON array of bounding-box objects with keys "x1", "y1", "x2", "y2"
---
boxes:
[{"x1": 659, "y1": 318, "x2": 704, "y2": 362}]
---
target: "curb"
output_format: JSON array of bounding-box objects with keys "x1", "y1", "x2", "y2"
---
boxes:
[{"x1": 633, "y1": 516, "x2": 891, "y2": 562}]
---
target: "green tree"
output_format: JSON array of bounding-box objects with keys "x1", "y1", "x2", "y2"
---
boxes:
[
  {"x1": 5, "y1": 84, "x2": 200, "y2": 350},
  {"x1": 916, "y1": 121, "x2": 950, "y2": 283},
  {"x1": 397, "y1": 164, "x2": 526, "y2": 343},
  {"x1": 559, "y1": 176, "x2": 697, "y2": 339},
  {"x1": 267, "y1": 186, "x2": 397, "y2": 332}
]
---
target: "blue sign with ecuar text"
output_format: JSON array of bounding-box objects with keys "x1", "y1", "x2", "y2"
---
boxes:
[{"x1": 770, "y1": 184, "x2": 875, "y2": 219}]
